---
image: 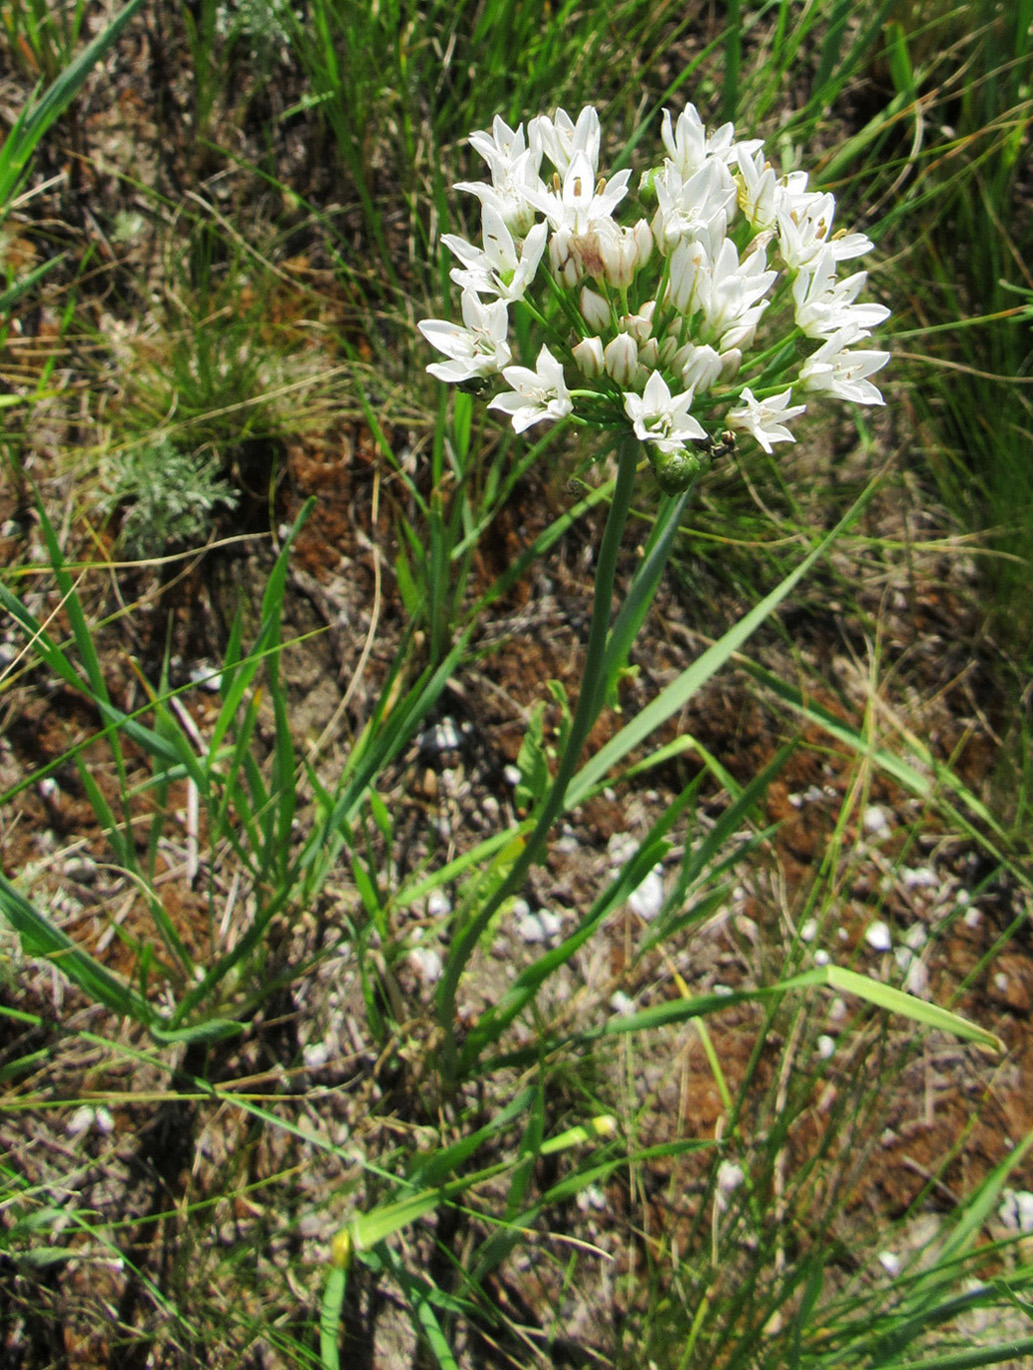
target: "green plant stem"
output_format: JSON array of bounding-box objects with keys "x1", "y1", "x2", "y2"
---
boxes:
[{"x1": 436, "y1": 434, "x2": 642, "y2": 1080}]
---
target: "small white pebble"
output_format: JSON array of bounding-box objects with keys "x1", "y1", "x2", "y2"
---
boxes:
[
  {"x1": 903, "y1": 924, "x2": 927, "y2": 951},
  {"x1": 66, "y1": 1105, "x2": 98, "y2": 1137},
  {"x1": 963, "y1": 906, "x2": 981, "y2": 928},
  {"x1": 426, "y1": 888, "x2": 452, "y2": 919},
  {"x1": 576, "y1": 1184, "x2": 607, "y2": 1214},
  {"x1": 189, "y1": 664, "x2": 223, "y2": 691},
  {"x1": 714, "y1": 984, "x2": 734, "y2": 998},
  {"x1": 410, "y1": 946, "x2": 443, "y2": 983},
  {"x1": 303, "y1": 1041, "x2": 330, "y2": 1069},
  {"x1": 800, "y1": 918, "x2": 818, "y2": 943},
  {"x1": 999, "y1": 1189, "x2": 1033, "y2": 1234},
  {"x1": 516, "y1": 908, "x2": 561, "y2": 944},
  {"x1": 902, "y1": 866, "x2": 937, "y2": 890},
  {"x1": 863, "y1": 805, "x2": 891, "y2": 838},
  {"x1": 829, "y1": 996, "x2": 847, "y2": 1022},
  {"x1": 607, "y1": 831, "x2": 637, "y2": 866},
  {"x1": 904, "y1": 958, "x2": 929, "y2": 996},
  {"x1": 39, "y1": 777, "x2": 59, "y2": 800},
  {"x1": 716, "y1": 1160, "x2": 745, "y2": 1195},
  {"x1": 956, "y1": 889, "x2": 970, "y2": 907},
  {"x1": 994, "y1": 971, "x2": 1009, "y2": 993},
  {"x1": 814, "y1": 949, "x2": 830, "y2": 966},
  {"x1": 609, "y1": 990, "x2": 636, "y2": 1016},
  {"x1": 628, "y1": 868, "x2": 664, "y2": 922},
  {"x1": 502, "y1": 764, "x2": 521, "y2": 787},
  {"x1": 878, "y1": 1250, "x2": 902, "y2": 1277},
  {"x1": 817, "y1": 1034, "x2": 836, "y2": 1060},
  {"x1": 865, "y1": 920, "x2": 892, "y2": 952}
]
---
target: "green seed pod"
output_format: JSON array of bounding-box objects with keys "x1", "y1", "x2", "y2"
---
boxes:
[{"x1": 649, "y1": 445, "x2": 708, "y2": 495}]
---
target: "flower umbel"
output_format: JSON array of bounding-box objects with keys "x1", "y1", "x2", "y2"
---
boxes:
[{"x1": 421, "y1": 102, "x2": 891, "y2": 492}]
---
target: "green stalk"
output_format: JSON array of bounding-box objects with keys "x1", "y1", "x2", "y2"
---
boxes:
[{"x1": 436, "y1": 434, "x2": 642, "y2": 1079}]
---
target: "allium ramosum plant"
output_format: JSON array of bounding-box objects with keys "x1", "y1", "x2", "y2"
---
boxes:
[
  {"x1": 420, "y1": 103, "x2": 892, "y2": 1077},
  {"x1": 420, "y1": 102, "x2": 890, "y2": 493}
]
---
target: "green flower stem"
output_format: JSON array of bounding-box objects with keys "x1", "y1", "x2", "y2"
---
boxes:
[{"x1": 437, "y1": 433, "x2": 642, "y2": 1079}]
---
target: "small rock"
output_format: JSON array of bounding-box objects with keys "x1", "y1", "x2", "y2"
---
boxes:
[
  {"x1": 628, "y1": 868, "x2": 664, "y2": 922},
  {"x1": 863, "y1": 805, "x2": 891, "y2": 839},
  {"x1": 865, "y1": 920, "x2": 892, "y2": 952}
]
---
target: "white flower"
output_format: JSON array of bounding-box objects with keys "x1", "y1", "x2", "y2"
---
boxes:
[
  {"x1": 444, "y1": 208, "x2": 547, "y2": 302},
  {"x1": 418, "y1": 289, "x2": 511, "y2": 384},
  {"x1": 652, "y1": 160, "x2": 736, "y2": 254},
  {"x1": 467, "y1": 115, "x2": 531, "y2": 174},
  {"x1": 727, "y1": 386, "x2": 806, "y2": 453},
  {"x1": 799, "y1": 329, "x2": 890, "y2": 405},
  {"x1": 660, "y1": 104, "x2": 745, "y2": 177},
  {"x1": 456, "y1": 117, "x2": 544, "y2": 236},
  {"x1": 793, "y1": 247, "x2": 891, "y2": 339},
  {"x1": 702, "y1": 238, "x2": 777, "y2": 344},
  {"x1": 489, "y1": 345, "x2": 572, "y2": 433},
  {"x1": 526, "y1": 148, "x2": 631, "y2": 235},
  {"x1": 736, "y1": 147, "x2": 780, "y2": 230},
  {"x1": 776, "y1": 190, "x2": 873, "y2": 271},
  {"x1": 530, "y1": 105, "x2": 601, "y2": 174},
  {"x1": 623, "y1": 371, "x2": 706, "y2": 453}
]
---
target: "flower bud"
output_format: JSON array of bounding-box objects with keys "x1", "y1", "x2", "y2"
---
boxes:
[
  {"x1": 573, "y1": 223, "x2": 614, "y2": 283},
  {"x1": 679, "y1": 343, "x2": 723, "y2": 393},
  {"x1": 718, "y1": 316, "x2": 761, "y2": 352},
  {"x1": 549, "y1": 227, "x2": 582, "y2": 288},
  {"x1": 580, "y1": 286, "x2": 611, "y2": 333},
  {"x1": 638, "y1": 166, "x2": 660, "y2": 205},
  {"x1": 603, "y1": 333, "x2": 639, "y2": 387},
  {"x1": 667, "y1": 238, "x2": 707, "y2": 314},
  {"x1": 572, "y1": 336, "x2": 605, "y2": 377},
  {"x1": 638, "y1": 337, "x2": 660, "y2": 370},
  {"x1": 631, "y1": 218, "x2": 653, "y2": 271},
  {"x1": 719, "y1": 347, "x2": 743, "y2": 380},
  {"x1": 621, "y1": 306, "x2": 654, "y2": 347}
]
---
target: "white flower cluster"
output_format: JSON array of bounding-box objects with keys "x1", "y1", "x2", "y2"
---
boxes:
[{"x1": 419, "y1": 104, "x2": 890, "y2": 493}]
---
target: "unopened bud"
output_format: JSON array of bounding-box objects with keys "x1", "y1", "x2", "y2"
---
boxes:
[
  {"x1": 580, "y1": 286, "x2": 611, "y2": 333},
  {"x1": 549, "y1": 227, "x2": 582, "y2": 288},
  {"x1": 631, "y1": 219, "x2": 653, "y2": 270},
  {"x1": 603, "y1": 333, "x2": 639, "y2": 387},
  {"x1": 719, "y1": 348, "x2": 743, "y2": 380},
  {"x1": 572, "y1": 336, "x2": 605, "y2": 377},
  {"x1": 679, "y1": 343, "x2": 723, "y2": 393},
  {"x1": 638, "y1": 337, "x2": 659, "y2": 370}
]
